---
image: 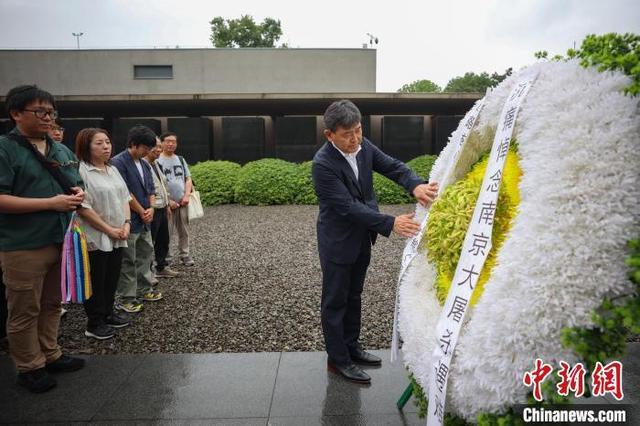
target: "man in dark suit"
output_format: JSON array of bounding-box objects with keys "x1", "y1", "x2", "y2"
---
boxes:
[{"x1": 312, "y1": 100, "x2": 438, "y2": 384}]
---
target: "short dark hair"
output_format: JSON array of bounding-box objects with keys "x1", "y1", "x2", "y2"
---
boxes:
[
  {"x1": 5, "y1": 85, "x2": 56, "y2": 124},
  {"x1": 75, "y1": 128, "x2": 110, "y2": 164},
  {"x1": 127, "y1": 125, "x2": 157, "y2": 148},
  {"x1": 323, "y1": 100, "x2": 362, "y2": 132},
  {"x1": 159, "y1": 131, "x2": 177, "y2": 142}
]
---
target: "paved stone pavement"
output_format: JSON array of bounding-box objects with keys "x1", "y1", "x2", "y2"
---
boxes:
[{"x1": 0, "y1": 346, "x2": 637, "y2": 425}]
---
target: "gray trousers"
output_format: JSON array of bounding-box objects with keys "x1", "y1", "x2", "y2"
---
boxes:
[
  {"x1": 169, "y1": 205, "x2": 190, "y2": 257},
  {"x1": 116, "y1": 230, "x2": 154, "y2": 303}
]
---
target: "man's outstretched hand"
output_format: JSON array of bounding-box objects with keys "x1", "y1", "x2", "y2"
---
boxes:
[
  {"x1": 393, "y1": 212, "x2": 421, "y2": 238},
  {"x1": 413, "y1": 182, "x2": 439, "y2": 207}
]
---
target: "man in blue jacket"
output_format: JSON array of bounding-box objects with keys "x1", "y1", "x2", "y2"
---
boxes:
[
  {"x1": 312, "y1": 100, "x2": 438, "y2": 384},
  {"x1": 111, "y1": 125, "x2": 163, "y2": 313}
]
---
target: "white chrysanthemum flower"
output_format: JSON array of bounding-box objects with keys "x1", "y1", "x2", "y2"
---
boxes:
[{"x1": 398, "y1": 60, "x2": 640, "y2": 421}]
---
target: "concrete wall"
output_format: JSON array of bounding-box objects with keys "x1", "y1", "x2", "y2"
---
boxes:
[{"x1": 0, "y1": 48, "x2": 376, "y2": 96}]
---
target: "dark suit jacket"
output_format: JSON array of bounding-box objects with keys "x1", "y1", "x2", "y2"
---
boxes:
[
  {"x1": 111, "y1": 150, "x2": 155, "y2": 233},
  {"x1": 312, "y1": 138, "x2": 424, "y2": 264}
]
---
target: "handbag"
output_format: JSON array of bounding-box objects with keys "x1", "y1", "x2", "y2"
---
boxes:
[
  {"x1": 178, "y1": 155, "x2": 204, "y2": 220},
  {"x1": 187, "y1": 189, "x2": 204, "y2": 220}
]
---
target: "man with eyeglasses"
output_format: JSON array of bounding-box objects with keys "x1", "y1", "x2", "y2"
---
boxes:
[
  {"x1": 47, "y1": 120, "x2": 64, "y2": 143},
  {"x1": 0, "y1": 85, "x2": 86, "y2": 393}
]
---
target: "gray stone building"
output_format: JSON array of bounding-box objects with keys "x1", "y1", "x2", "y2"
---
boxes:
[{"x1": 0, "y1": 48, "x2": 478, "y2": 163}]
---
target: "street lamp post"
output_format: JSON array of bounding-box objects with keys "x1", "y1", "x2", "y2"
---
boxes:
[
  {"x1": 72, "y1": 32, "x2": 84, "y2": 49},
  {"x1": 366, "y1": 33, "x2": 379, "y2": 47}
]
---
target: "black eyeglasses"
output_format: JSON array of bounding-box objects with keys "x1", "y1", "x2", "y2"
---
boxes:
[{"x1": 23, "y1": 109, "x2": 59, "y2": 120}]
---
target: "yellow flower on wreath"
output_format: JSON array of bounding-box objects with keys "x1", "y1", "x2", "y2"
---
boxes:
[{"x1": 423, "y1": 142, "x2": 522, "y2": 307}]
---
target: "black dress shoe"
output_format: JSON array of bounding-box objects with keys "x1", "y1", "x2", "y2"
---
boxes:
[
  {"x1": 45, "y1": 354, "x2": 85, "y2": 373},
  {"x1": 327, "y1": 361, "x2": 371, "y2": 384},
  {"x1": 16, "y1": 368, "x2": 57, "y2": 393},
  {"x1": 350, "y1": 347, "x2": 382, "y2": 366}
]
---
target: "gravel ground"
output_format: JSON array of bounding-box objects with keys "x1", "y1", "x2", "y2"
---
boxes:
[
  {"x1": 1, "y1": 203, "x2": 637, "y2": 356},
  {"x1": 53, "y1": 204, "x2": 414, "y2": 355}
]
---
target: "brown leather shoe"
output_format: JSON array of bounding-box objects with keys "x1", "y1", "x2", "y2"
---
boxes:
[
  {"x1": 350, "y1": 347, "x2": 382, "y2": 366},
  {"x1": 327, "y1": 360, "x2": 371, "y2": 384}
]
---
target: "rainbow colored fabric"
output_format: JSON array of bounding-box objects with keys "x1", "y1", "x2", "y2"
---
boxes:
[{"x1": 60, "y1": 212, "x2": 92, "y2": 303}]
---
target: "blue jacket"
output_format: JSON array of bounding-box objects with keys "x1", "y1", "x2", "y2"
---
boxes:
[
  {"x1": 312, "y1": 138, "x2": 424, "y2": 264},
  {"x1": 111, "y1": 149, "x2": 154, "y2": 233}
]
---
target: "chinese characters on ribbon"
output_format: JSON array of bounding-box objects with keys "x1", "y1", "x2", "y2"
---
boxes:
[
  {"x1": 426, "y1": 72, "x2": 538, "y2": 426},
  {"x1": 390, "y1": 98, "x2": 486, "y2": 363}
]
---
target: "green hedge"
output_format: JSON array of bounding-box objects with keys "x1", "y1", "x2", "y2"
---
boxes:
[
  {"x1": 190, "y1": 160, "x2": 241, "y2": 206},
  {"x1": 234, "y1": 158, "x2": 299, "y2": 205},
  {"x1": 293, "y1": 161, "x2": 318, "y2": 205},
  {"x1": 373, "y1": 154, "x2": 437, "y2": 204},
  {"x1": 190, "y1": 154, "x2": 437, "y2": 206},
  {"x1": 373, "y1": 173, "x2": 413, "y2": 204},
  {"x1": 407, "y1": 154, "x2": 437, "y2": 181}
]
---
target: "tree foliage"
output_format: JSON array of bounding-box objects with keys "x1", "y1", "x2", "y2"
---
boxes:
[
  {"x1": 397, "y1": 79, "x2": 442, "y2": 93},
  {"x1": 210, "y1": 15, "x2": 283, "y2": 48},
  {"x1": 569, "y1": 33, "x2": 640, "y2": 95},
  {"x1": 443, "y1": 68, "x2": 512, "y2": 93},
  {"x1": 536, "y1": 33, "x2": 640, "y2": 95}
]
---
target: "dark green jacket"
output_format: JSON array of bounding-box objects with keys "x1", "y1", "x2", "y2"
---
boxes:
[{"x1": 0, "y1": 128, "x2": 83, "y2": 251}]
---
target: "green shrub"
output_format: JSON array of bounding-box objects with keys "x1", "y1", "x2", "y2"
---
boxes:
[
  {"x1": 407, "y1": 154, "x2": 437, "y2": 181},
  {"x1": 373, "y1": 172, "x2": 413, "y2": 204},
  {"x1": 373, "y1": 154, "x2": 437, "y2": 204},
  {"x1": 293, "y1": 161, "x2": 318, "y2": 204},
  {"x1": 190, "y1": 160, "x2": 241, "y2": 206},
  {"x1": 234, "y1": 158, "x2": 299, "y2": 205}
]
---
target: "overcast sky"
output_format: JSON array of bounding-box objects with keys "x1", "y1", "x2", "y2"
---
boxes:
[{"x1": 1, "y1": 0, "x2": 639, "y2": 92}]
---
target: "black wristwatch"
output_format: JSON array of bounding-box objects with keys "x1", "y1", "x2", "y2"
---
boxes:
[{"x1": 124, "y1": 219, "x2": 132, "y2": 225}]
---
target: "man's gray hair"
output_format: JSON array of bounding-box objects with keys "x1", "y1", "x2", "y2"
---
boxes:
[{"x1": 323, "y1": 100, "x2": 362, "y2": 132}]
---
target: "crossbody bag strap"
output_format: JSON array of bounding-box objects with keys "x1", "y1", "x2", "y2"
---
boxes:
[
  {"x1": 178, "y1": 155, "x2": 195, "y2": 190},
  {"x1": 6, "y1": 133, "x2": 75, "y2": 194},
  {"x1": 151, "y1": 161, "x2": 170, "y2": 202}
]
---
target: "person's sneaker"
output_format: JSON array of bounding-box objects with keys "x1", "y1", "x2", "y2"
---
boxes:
[
  {"x1": 180, "y1": 256, "x2": 195, "y2": 266},
  {"x1": 84, "y1": 324, "x2": 115, "y2": 340},
  {"x1": 45, "y1": 354, "x2": 85, "y2": 373},
  {"x1": 142, "y1": 290, "x2": 163, "y2": 302},
  {"x1": 155, "y1": 267, "x2": 179, "y2": 278},
  {"x1": 150, "y1": 275, "x2": 159, "y2": 285},
  {"x1": 61, "y1": 307, "x2": 68, "y2": 318},
  {"x1": 16, "y1": 368, "x2": 57, "y2": 393},
  {"x1": 115, "y1": 301, "x2": 143, "y2": 313},
  {"x1": 106, "y1": 311, "x2": 131, "y2": 328}
]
